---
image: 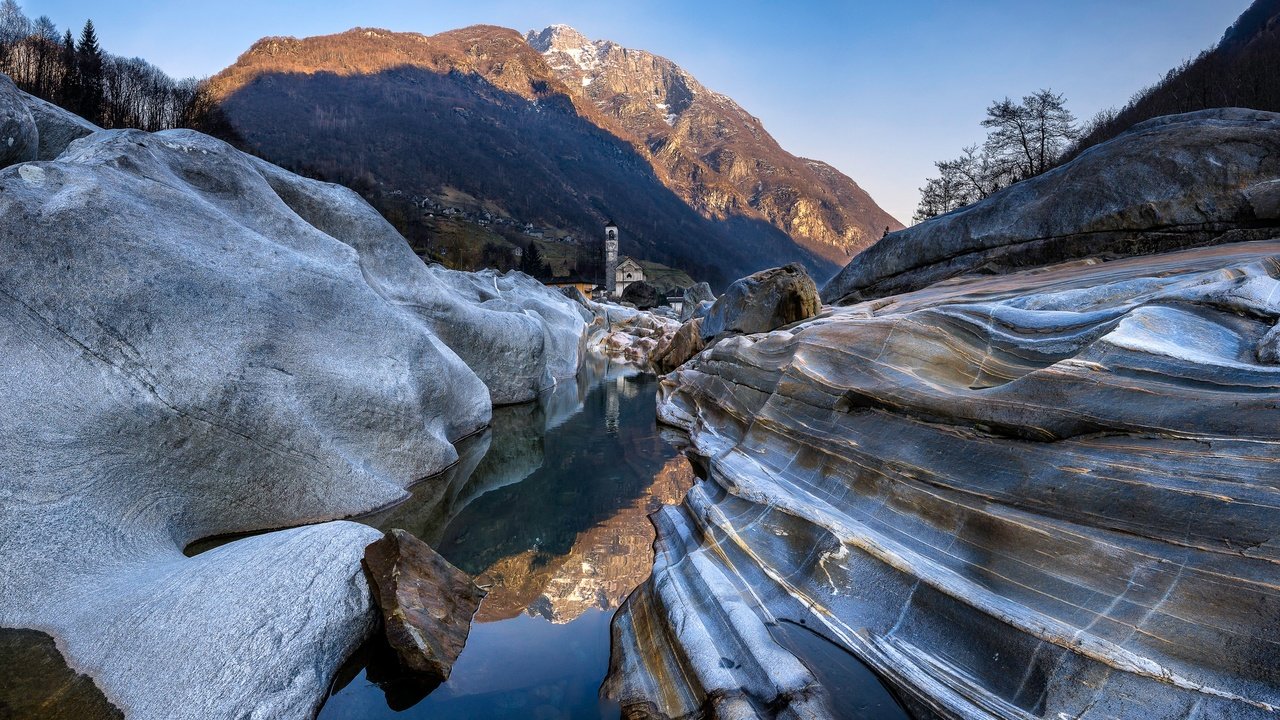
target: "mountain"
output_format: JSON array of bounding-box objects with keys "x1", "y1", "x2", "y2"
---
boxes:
[
  {"x1": 1068, "y1": 0, "x2": 1280, "y2": 158},
  {"x1": 526, "y1": 25, "x2": 902, "y2": 265},
  {"x1": 208, "y1": 25, "x2": 900, "y2": 287}
]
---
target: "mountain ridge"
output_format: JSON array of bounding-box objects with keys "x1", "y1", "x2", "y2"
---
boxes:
[{"x1": 208, "y1": 24, "x2": 900, "y2": 285}]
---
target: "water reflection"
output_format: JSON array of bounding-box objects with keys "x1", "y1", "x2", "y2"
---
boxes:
[{"x1": 320, "y1": 354, "x2": 694, "y2": 720}]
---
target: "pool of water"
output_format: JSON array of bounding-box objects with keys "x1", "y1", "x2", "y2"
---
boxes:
[{"x1": 319, "y1": 356, "x2": 694, "y2": 720}]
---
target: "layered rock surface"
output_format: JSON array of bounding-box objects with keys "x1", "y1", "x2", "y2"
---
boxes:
[
  {"x1": 0, "y1": 78, "x2": 590, "y2": 719},
  {"x1": 611, "y1": 112, "x2": 1280, "y2": 719}
]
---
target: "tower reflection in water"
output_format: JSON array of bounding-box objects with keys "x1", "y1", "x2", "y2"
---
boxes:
[{"x1": 319, "y1": 354, "x2": 695, "y2": 720}]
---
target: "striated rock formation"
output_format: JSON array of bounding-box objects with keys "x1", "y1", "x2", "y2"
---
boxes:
[
  {"x1": 824, "y1": 108, "x2": 1280, "y2": 304},
  {"x1": 363, "y1": 530, "x2": 486, "y2": 680},
  {"x1": 611, "y1": 112, "x2": 1280, "y2": 719},
  {"x1": 0, "y1": 78, "x2": 589, "y2": 720}
]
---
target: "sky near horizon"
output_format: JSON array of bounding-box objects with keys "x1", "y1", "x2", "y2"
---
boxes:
[{"x1": 21, "y1": 0, "x2": 1252, "y2": 225}]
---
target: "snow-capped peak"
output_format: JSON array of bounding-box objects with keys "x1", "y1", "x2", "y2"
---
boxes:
[{"x1": 526, "y1": 25, "x2": 592, "y2": 54}]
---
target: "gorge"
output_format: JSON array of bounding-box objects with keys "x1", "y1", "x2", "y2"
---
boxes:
[{"x1": 3, "y1": 4, "x2": 1280, "y2": 720}]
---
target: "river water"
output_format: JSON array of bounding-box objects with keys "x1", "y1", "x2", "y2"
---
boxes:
[
  {"x1": 319, "y1": 356, "x2": 692, "y2": 720},
  {"x1": 317, "y1": 353, "x2": 910, "y2": 720}
]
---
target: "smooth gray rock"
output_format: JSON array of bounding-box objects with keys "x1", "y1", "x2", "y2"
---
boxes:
[
  {"x1": 248, "y1": 158, "x2": 586, "y2": 405},
  {"x1": 699, "y1": 263, "x2": 821, "y2": 342},
  {"x1": 0, "y1": 73, "x2": 37, "y2": 168},
  {"x1": 0, "y1": 112, "x2": 586, "y2": 719},
  {"x1": 617, "y1": 241, "x2": 1280, "y2": 719},
  {"x1": 679, "y1": 282, "x2": 715, "y2": 322},
  {"x1": 23, "y1": 91, "x2": 99, "y2": 159},
  {"x1": 823, "y1": 109, "x2": 1280, "y2": 304},
  {"x1": 422, "y1": 266, "x2": 589, "y2": 397}
]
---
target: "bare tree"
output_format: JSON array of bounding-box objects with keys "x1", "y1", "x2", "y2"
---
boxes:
[
  {"x1": 982, "y1": 90, "x2": 1077, "y2": 179},
  {"x1": 915, "y1": 89, "x2": 1077, "y2": 223}
]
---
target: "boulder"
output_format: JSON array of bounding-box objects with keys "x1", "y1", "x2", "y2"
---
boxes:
[
  {"x1": 621, "y1": 280, "x2": 662, "y2": 309},
  {"x1": 422, "y1": 266, "x2": 588, "y2": 394},
  {"x1": 0, "y1": 73, "x2": 37, "y2": 168},
  {"x1": 652, "y1": 317, "x2": 705, "y2": 374},
  {"x1": 363, "y1": 529, "x2": 485, "y2": 681},
  {"x1": 23, "y1": 91, "x2": 99, "y2": 159},
  {"x1": 699, "y1": 263, "x2": 820, "y2": 342},
  {"x1": 679, "y1": 282, "x2": 715, "y2": 321},
  {"x1": 823, "y1": 108, "x2": 1280, "y2": 304},
  {"x1": 559, "y1": 284, "x2": 590, "y2": 306},
  {"x1": 0, "y1": 84, "x2": 586, "y2": 720},
  {"x1": 586, "y1": 302, "x2": 680, "y2": 367}
]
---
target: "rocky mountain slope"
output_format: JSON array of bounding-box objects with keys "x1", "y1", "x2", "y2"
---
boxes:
[
  {"x1": 608, "y1": 108, "x2": 1280, "y2": 718},
  {"x1": 207, "y1": 25, "x2": 899, "y2": 286},
  {"x1": 526, "y1": 25, "x2": 902, "y2": 265}
]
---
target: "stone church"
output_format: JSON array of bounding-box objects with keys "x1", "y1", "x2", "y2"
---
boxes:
[{"x1": 603, "y1": 220, "x2": 646, "y2": 298}]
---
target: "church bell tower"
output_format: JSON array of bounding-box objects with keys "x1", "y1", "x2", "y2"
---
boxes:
[{"x1": 604, "y1": 220, "x2": 619, "y2": 298}]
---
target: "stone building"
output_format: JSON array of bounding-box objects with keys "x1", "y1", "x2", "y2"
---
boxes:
[{"x1": 614, "y1": 257, "x2": 646, "y2": 297}]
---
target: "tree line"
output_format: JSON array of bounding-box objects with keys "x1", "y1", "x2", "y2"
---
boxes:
[{"x1": 0, "y1": 0, "x2": 231, "y2": 134}]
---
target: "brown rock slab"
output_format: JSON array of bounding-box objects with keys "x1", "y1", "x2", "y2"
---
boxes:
[
  {"x1": 362, "y1": 529, "x2": 485, "y2": 681},
  {"x1": 653, "y1": 317, "x2": 706, "y2": 373}
]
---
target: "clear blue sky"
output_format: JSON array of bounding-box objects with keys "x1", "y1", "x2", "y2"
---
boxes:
[{"x1": 22, "y1": 0, "x2": 1251, "y2": 224}]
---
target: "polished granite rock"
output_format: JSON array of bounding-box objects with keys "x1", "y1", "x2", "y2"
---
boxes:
[
  {"x1": 0, "y1": 77, "x2": 590, "y2": 719},
  {"x1": 611, "y1": 240, "x2": 1280, "y2": 719}
]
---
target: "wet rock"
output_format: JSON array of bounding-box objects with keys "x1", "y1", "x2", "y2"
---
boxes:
[
  {"x1": 652, "y1": 317, "x2": 705, "y2": 373},
  {"x1": 679, "y1": 282, "x2": 715, "y2": 321},
  {"x1": 621, "y1": 280, "x2": 662, "y2": 309},
  {"x1": 0, "y1": 73, "x2": 37, "y2": 168},
  {"x1": 823, "y1": 108, "x2": 1280, "y2": 304},
  {"x1": 0, "y1": 628, "x2": 123, "y2": 720},
  {"x1": 699, "y1": 263, "x2": 821, "y2": 342},
  {"x1": 362, "y1": 529, "x2": 485, "y2": 681}
]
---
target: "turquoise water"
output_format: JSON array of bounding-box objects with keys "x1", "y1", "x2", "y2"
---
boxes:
[{"x1": 319, "y1": 360, "x2": 686, "y2": 720}]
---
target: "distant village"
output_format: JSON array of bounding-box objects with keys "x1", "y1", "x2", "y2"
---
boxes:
[{"x1": 396, "y1": 190, "x2": 580, "y2": 244}]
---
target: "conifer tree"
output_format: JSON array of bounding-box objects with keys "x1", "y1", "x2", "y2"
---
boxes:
[
  {"x1": 76, "y1": 19, "x2": 103, "y2": 123},
  {"x1": 58, "y1": 28, "x2": 78, "y2": 110}
]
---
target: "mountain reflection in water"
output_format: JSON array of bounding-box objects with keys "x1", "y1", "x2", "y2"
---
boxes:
[{"x1": 319, "y1": 354, "x2": 694, "y2": 720}]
